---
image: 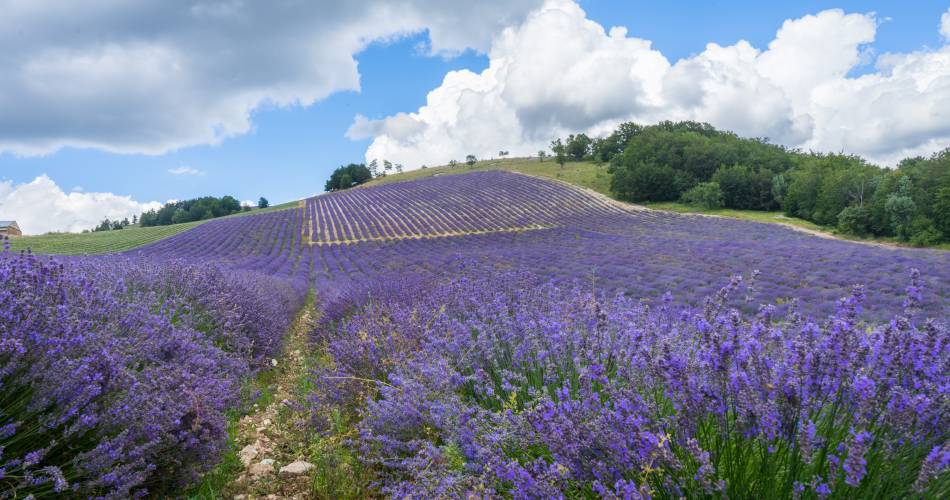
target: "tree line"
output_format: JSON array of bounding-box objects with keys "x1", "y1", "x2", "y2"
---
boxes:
[
  {"x1": 137, "y1": 196, "x2": 268, "y2": 227},
  {"x1": 552, "y1": 121, "x2": 949, "y2": 246}
]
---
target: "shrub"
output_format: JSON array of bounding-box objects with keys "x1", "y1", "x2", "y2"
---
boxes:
[
  {"x1": 612, "y1": 162, "x2": 682, "y2": 202},
  {"x1": 837, "y1": 205, "x2": 872, "y2": 236},
  {"x1": 311, "y1": 269, "x2": 950, "y2": 498},
  {"x1": 0, "y1": 251, "x2": 299, "y2": 497},
  {"x1": 681, "y1": 182, "x2": 724, "y2": 210},
  {"x1": 909, "y1": 216, "x2": 943, "y2": 247}
]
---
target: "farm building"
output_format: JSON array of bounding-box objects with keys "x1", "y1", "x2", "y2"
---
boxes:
[{"x1": 0, "y1": 221, "x2": 22, "y2": 237}]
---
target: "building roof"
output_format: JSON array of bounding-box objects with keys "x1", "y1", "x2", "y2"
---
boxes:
[{"x1": 0, "y1": 221, "x2": 19, "y2": 228}]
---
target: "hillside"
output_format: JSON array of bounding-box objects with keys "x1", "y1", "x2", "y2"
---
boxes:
[
  {"x1": 365, "y1": 158, "x2": 950, "y2": 249},
  {"x1": 9, "y1": 200, "x2": 298, "y2": 254},
  {"x1": 365, "y1": 158, "x2": 836, "y2": 232},
  {"x1": 136, "y1": 170, "x2": 949, "y2": 319},
  {"x1": 8, "y1": 169, "x2": 950, "y2": 498}
]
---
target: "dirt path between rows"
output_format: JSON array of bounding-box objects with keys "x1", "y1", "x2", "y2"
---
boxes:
[{"x1": 225, "y1": 295, "x2": 320, "y2": 500}]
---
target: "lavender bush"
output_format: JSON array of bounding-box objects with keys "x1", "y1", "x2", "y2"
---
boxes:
[
  {"x1": 7, "y1": 170, "x2": 949, "y2": 497},
  {"x1": 0, "y1": 247, "x2": 301, "y2": 497},
  {"x1": 311, "y1": 267, "x2": 949, "y2": 498}
]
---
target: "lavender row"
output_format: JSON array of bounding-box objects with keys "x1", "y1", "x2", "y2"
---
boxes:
[
  {"x1": 305, "y1": 171, "x2": 627, "y2": 243},
  {"x1": 310, "y1": 267, "x2": 949, "y2": 497},
  {"x1": 0, "y1": 250, "x2": 303, "y2": 497},
  {"x1": 126, "y1": 172, "x2": 949, "y2": 320}
]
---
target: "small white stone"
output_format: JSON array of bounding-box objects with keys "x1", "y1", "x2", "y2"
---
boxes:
[
  {"x1": 249, "y1": 459, "x2": 275, "y2": 477},
  {"x1": 262, "y1": 419, "x2": 272, "y2": 427},
  {"x1": 279, "y1": 460, "x2": 315, "y2": 477},
  {"x1": 238, "y1": 444, "x2": 258, "y2": 466},
  {"x1": 270, "y1": 358, "x2": 278, "y2": 367}
]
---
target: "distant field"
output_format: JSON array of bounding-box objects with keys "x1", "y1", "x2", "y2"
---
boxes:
[
  {"x1": 8, "y1": 200, "x2": 299, "y2": 255},
  {"x1": 366, "y1": 158, "x2": 848, "y2": 234},
  {"x1": 365, "y1": 157, "x2": 614, "y2": 196}
]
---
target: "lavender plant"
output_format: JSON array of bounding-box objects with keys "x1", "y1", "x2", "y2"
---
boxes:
[
  {"x1": 0, "y1": 247, "x2": 301, "y2": 497},
  {"x1": 7, "y1": 170, "x2": 950, "y2": 497},
  {"x1": 311, "y1": 267, "x2": 949, "y2": 498}
]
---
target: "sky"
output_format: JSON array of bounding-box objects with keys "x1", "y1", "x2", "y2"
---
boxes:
[{"x1": 1, "y1": 0, "x2": 949, "y2": 234}]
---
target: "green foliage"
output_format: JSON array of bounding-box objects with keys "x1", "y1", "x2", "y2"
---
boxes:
[
  {"x1": 91, "y1": 217, "x2": 132, "y2": 232},
  {"x1": 782, "y1": 154, "x2": 879, "y2": 226},
  {"x1": 611, "y1": 162, "x2": 682, "y2": 202},
  {"x1": 909, "y1": 217, "x2": 942, "y2": 247},
  {"x1": 325, "y1": 163, "x2": 372, "y2": 192},
  {"x1": 608, "y1": 121, "x2": 794, "y2": 204},
  {"x1": 837, "y1": 206, "x2": 873, "y2": 236},
  {"x1": 592, "y1": 122, "x2": 642, "y2": 163},
  {"x1": 140, "y1": 195, "x2": 244, "y2": 227},
  {"x1": 933, "y1": 187, "x2": 950, "y2": 237},
  {"x1": 465, "y1": 154, "x2": 477, "y2": 166},
  {"x1": 564, "y1": 133, "x2": 593, "y2": 161},
  {"x1": 712, "y1": 164, "x2": 776, "y2": 210},
  {"x1": 550, "y1": 138, "x2": 567, "y2": 167},
  {"x1": 681, "y1": 181, "x2": 724, "y2": 210},
  {"x1": 885, "y1": 177, "x2": 918, "y2": 241},
  {"x1": 771, "y1": 174, "x2": 788, "y2": 205},
  {"x1": 258, "y1": 197, "x2": 269, "y2": 209}
]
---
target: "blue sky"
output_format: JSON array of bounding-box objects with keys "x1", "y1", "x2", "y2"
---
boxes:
[{"x1": 1, "y1": 0, "x2": 949, "y2": 218}]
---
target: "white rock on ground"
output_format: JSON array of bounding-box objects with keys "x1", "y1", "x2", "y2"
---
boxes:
[
  {"x1": 249, "y1": 458, "x2": 275, "y2": 477},
  {"x1": 278, "y1": 460, "x2": 315, "y2": 477},
  {"x1": 238, "y1": 444, "x2": 258, "y2": 466}
]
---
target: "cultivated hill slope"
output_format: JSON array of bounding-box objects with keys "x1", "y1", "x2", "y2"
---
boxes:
[
  {"x1": 129, "y1": 170, "x2": 950, "y2": 319},
  {"x1": 305, "y1": 170, "x2": 628, "y2": 244}
]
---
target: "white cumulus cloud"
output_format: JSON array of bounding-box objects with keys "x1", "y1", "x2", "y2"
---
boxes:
[
  {"x1": 942, "y1": 8, "x2": 950, "y2": 40},
  {"x1": 0, "y1": 175, "x2": 161, "y2": 234},
  {"x1": 358, "y1": 0, "x2": 950, "y2": 167},
  {"x1": 0, "y1": 0, "x2": 543, "y2": 156}
]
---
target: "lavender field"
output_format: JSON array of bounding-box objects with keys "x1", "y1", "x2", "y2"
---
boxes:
[{"x1": 3, "y1": 171, "x2": 949, "y2": 497}]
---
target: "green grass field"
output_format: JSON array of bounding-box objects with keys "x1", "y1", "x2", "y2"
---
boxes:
[
  {"x1": 8, "y1": 200, "x2": 299, "y2": 255},
  {"x1": 641, "y1": 201, "x2": 827, "y2": 232}
]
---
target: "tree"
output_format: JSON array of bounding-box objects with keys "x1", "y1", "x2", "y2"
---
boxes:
[
  {"x1": 771, "y1": 174, "x2": 788, "y2": 205},
  {"x1": 712, "y1": 165, "x2": 776, "y2": 210},
  {"x1": 551, "y1": 138, "x2": 566, "y2": 167},
  {"x1": 383, "y1": 160, "x2": 393, "y2": 176},
  {"x1": 137, "y1": 195, "x2": 245, "y2": 227},
  {"x1": 369, "y1": 159, "x2": 379, "y2": 178},
  {"x1": 449, "y1": 159, "x2": 458, "y2": 167},
  {"x1": 498, "y1": 150, "x2": 509, "y2": 158},
  {"x1": 395, "y1": 164, "x2": 404, "y2": 174},
  {"x1": 933, "y1": 187, "x2": 950, "y2": 239},
  {"x1": 466, "y1": 154, "x2": 477, "y2": 166},
  {"x1": 565, "y1": 133, "x2": 592, "y2": 161},
  {"x1": 837, "y1": 206, "x2": 872, "y2": 236},
  {"x1": 258, "y1": 197, "x2": 270, "y2": 209},
  {"x1": 325, "y1": 163, "x2": 373, "y2": 192},
  {"x1": 681, "y1": 182, "x2": 724, "y2": 210},
  {"x1": 538, "y1": 150, "x2": 546, "y2": 162},
  {"x1": 612, "y1": 163, "x2": 681, "y2": 202},
  {"x1": 885, "y1": 176, "x2": 918, "y2": 241},
  {"x1": 132, "y1": 214, "x2": 138, "y2": 225}
]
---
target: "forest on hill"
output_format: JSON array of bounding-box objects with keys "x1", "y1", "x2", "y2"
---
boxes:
[{"x1": 546, "y1": 121, "x2": 950, "y2": 247}]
